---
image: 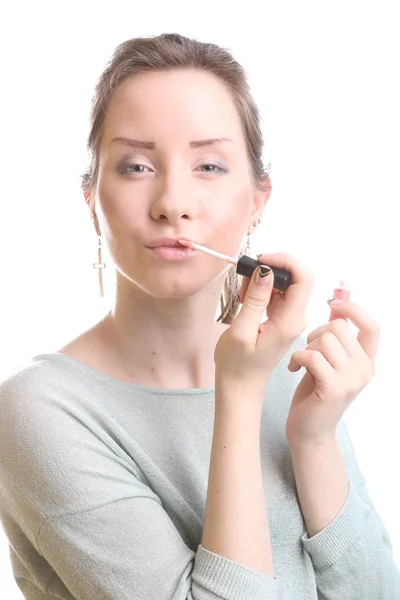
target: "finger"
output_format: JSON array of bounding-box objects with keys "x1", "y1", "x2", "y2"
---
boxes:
[
  {"x1": 232, "y1": 264, "x2": 274, "y2": 345},
  {"x1": 307, "y1": 319, "x2": 360, "y2": 359},
  {"x1": 324, "y1": 300, "x2": 380, "y2": 359},
  {"x1": 265, "y1": 289, "x2": 285, "y2": 318},
  {"x1": 239, "y1": 269, "x2": 283, "y2": 305},
  {"x1": 288, "y1": 348, "x2": 334, "y2": 383},
  {"x1": 305, "y1": 332, "x2": 350, "y2": 371},
  {"x1": 256, "y1": 252, "x2": 314, "y2": 325},
  {"x1": 239, "y1": 276, "x2": 250, "y2": 304},
  {"x1": 239, "y1": 282, "x2": 280, "y2": 306},
  {"x1": 288, "y1": 331, "x2": 349, "y2": 371}
]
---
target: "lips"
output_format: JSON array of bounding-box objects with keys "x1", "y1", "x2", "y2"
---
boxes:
[{"x1": 147, "y1": 237, "x2": 193, "y2": 249}]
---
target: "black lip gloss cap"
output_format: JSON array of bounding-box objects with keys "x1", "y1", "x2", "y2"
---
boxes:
[{"x1": 236, "y1": 255, "x2": 292, "y2": 291}]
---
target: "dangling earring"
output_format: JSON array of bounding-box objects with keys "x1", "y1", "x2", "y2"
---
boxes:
[
  {"x1": 93, "y1": 236, "x2": 106, "y2": 297},
  {"x1": 245, "y1": 228, "x2": 251, "y2": 256},
  {"x1": 245, "y1": 218, "x2": 262, "y2": 256}
]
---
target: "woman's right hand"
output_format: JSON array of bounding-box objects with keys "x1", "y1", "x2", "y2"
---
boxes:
[{"x1": 214, "y1": 252, "x2": 314, "y2": 395}]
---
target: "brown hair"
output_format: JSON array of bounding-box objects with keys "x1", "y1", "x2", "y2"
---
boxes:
[{"x1": 83, "y1": 33, "x2": 271, "y2": 324}]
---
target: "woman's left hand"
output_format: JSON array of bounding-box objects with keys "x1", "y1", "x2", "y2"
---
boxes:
[{"x1": 285, "y1": 300, "x2": 380, "y2": 447}]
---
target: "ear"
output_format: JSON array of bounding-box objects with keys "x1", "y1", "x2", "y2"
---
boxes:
[
  {"x1": 81, "y1": 176, "x2": 91, "y2": 207},
  {"x1": 251, "y1": 175, "x2": 272, "y2": 223},
  {"x1": 81, "y1": 176, "x2": 101, "y2": 237}
]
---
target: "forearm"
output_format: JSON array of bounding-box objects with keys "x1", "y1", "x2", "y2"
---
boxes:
[
  {"x1": 288, "y1": 435, "x2": 350, "y2": 537},
  {"x1": 202, "y1": 383, "x2": 274, "y2": 578}
]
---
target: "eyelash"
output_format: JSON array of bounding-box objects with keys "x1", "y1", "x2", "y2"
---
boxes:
[{"x1": 118, "y1": 163, "x2": 228, "y2": 175}]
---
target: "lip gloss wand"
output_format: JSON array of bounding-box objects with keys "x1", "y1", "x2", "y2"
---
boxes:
[{"x1": 177, "y1": 240, "x2": 292, "y2": 292}]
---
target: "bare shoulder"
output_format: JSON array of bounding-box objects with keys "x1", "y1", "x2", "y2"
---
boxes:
[
  {"x1": 56, "y1": 321, "x2": 106, "y2": 364},
  {"x1": 55, "y1": 320, "x2": 125, "y2": 381}
]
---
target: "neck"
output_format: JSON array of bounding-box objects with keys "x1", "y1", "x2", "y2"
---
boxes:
[{"x1": 98, "y1": 273, "x2": 230, "y2": 389}]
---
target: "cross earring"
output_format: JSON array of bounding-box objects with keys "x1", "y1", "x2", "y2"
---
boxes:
[
  {"x1": 93, "y1": 236, "x2": 106, "y2": 297},
  {"x1": 245, "y1": 218, "x2": 262, "y2": 256}
]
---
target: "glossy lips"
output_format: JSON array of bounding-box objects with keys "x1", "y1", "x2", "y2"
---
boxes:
[
  {"x1": 149, "y1": 246, "x2": 196, "y2": 260},
  {"x1": 147, "y1": 237, "x2": 193, "y2": 249}
]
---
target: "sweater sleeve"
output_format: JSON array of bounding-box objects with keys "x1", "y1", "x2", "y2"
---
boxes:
[
  {"x1": 34, "y1": 487, "x2": 280, "y2": 600},
  {"x1": 301, "y1": 418, "x2": 400, "y2": 600},
  {"x1": 0, "y1": 373, "x2": 280, "y2": 600}
]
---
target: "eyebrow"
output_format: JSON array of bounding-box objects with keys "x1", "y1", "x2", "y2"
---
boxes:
[{"x1": 109, "y1": 136, "x2": 235, "y2": 149}]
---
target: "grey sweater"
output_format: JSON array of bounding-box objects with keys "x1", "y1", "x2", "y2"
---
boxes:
[{"x1": 0, "y1": 336, "x2": 399, "y2": 600}]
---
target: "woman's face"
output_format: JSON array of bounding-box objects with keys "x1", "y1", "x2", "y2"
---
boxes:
[{"x1": 93, "y1": 68, "x2": 263, "y2": 299}]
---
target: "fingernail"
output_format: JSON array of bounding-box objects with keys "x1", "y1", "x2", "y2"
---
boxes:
[
  {"x1": 327, "y1": 298, "x2": 343, "y2": 305},
  {"x1": 257, "y1": 265, "x2": 271, "y2": 284}
]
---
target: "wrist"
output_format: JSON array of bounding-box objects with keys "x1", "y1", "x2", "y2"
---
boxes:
[
  {"x1": 215, "y1": 378, "x2": 268, "y2": 412},
  {"x1": 287, "y1": 433, "x2": 338, "y2": 454},
  {"x1": 215, "y1": 373, "x2": 269, "y2": 395}
]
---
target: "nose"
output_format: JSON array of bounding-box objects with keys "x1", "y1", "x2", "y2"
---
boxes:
[{"x1": 150, "y1": 168, "x2": 195, "y2": 224}]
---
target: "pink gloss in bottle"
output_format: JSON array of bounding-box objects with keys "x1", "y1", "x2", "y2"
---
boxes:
[{"x1": 329, "y1": 279, "x2": 351, "y2": 322}]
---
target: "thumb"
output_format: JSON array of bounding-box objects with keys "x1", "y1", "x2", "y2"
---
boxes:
[{"x1": 232, "y1": 265, "x2": 274, "y2": 344}]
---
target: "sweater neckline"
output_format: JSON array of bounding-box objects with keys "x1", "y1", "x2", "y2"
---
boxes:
[{"x1": 32, "y1": 352, "x2": 216, "y2": 397}]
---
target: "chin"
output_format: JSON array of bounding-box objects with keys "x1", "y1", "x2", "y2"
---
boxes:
[{"x1": 138, "y1": 269, "x2": 224, "y2": 299}]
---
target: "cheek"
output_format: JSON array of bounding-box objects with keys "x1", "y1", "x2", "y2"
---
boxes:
[
  {"x1": 213, "y1": 186, "x2": 251, "y2": 253},
  {"x1": 225, "y1": 185, "x2": 252, "y2": 227},
  {"x1": 96, "y1": 168, "x2": 116, "y2": 214},
  {"x1": 96, "y1": 169, "x2": 135, "y2": 225}
]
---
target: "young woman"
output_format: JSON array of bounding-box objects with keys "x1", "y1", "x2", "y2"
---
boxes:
[{"x1": 0, "y1": 33, "x2": 399, "y2": 600}]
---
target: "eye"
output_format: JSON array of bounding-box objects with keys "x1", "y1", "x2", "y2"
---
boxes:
[
  {"x1": 197, "y1": 164, "x2": 228, "y2": 174},
  {"x1": 118, "y1": 163, "x2": 152, "y2": 174},
  {"x1": 117, "y1": 162, "x2": 228, "y2": 175}
]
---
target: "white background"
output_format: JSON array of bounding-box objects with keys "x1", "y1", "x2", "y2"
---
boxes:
[{"x1": 1, "y1": 0, "x2": 399, "y2": 597}]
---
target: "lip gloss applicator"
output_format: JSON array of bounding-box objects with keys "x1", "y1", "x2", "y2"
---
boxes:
[{"x1": 177, "y1": 240, "x2": 292, "y2": 291}]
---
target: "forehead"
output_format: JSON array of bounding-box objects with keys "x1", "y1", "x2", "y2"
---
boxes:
[{"x1": 102, "y1": 69, "x2": 245, "y2": 144}]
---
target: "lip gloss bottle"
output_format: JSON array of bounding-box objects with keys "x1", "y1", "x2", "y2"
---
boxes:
[{"x1": 329, "y1": 279, "x2": 351, "y2": 321}]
